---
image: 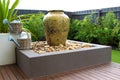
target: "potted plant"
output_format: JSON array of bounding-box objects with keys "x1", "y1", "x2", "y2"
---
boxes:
[{"x1": 0, "y1": 0, "x2": 19, "y2": 65}]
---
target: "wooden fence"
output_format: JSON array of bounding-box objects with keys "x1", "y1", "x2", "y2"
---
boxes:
[
  {"x1": 16, "y1": 6, "x2": 120, "y2": 20},
  {"x1": 15, "y1": 9, "x2": 72, "y2": 18},
  {"x1": 71, "y1": 6, "x2": 120, "y2": 20}
]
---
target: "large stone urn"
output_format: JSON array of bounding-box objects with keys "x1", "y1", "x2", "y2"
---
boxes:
[{"x1": 43, "y1": 10, "x2": 70, "y2": 46}]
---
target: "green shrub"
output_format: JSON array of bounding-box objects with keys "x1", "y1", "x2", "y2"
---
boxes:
[
  {"x1": 97, "y1": 12, "x2": 120, "y2": 47},
  {"x1": 74, "y1": 13, "x2": 97, "y2": 43},
  {"x1": 18, "y1": 13, "x2": 45, "y2": 41},
  {"x1": 96, "y1": 27, "x2": 113, "y2": 45},
  {"x1": 0, "y1": 0, "x2": 19, "y2": 33},
  {"x1": 101, "y1": 12, "x2": 116, "y2": 28},
  {"x1": 68, "y1": 19, "x2": 81, "y2": 40},
  {"x1": 69, "y1": 12, "x2": 120, "y2": 49}
]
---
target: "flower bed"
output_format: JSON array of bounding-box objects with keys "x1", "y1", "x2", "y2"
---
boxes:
[{"x1": 16, "y1": 40, "x2": 111, "y2": 78}]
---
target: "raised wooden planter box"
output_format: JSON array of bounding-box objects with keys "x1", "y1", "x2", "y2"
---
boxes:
[{"x1": 16, "y1": 41, "x2": 111, "y2": 78}]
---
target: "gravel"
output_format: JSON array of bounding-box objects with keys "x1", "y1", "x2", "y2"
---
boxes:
[{"x1": 32, "y1": 41, "x2": 92, "y2": 54}]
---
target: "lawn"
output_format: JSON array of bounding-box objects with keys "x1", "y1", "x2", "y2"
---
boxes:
[{"x1": 112, "y1": 50, "x2": 120, "y2": 63}]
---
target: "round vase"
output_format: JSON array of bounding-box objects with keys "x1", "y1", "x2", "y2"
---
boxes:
[{"x1": 43, "y1": 10, "x2": 70, "y2": 46}]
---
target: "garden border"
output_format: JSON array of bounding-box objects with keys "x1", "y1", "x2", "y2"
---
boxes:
[{"x1": 16, "y1": 40, "x2": 111, "y2": 78}]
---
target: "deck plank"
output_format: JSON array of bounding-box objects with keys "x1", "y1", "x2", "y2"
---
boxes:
[
  {"x1": 0, "y1": 62, "x2": 120, "y2": 80},
  {"x1": 4, "y1": 66, "x2": 17, "y2": 80},
  {"x1": 9, "y1": 65, "x2": 24, "y2": 80},
  {"x1": 0, "y1": 67, "x2": 10, "y2": 80},
  {"x1": 33, "y1": 62, "x2": 120, "y2": 80},
  {"x1": 0, "y1": 67, "x2": 4, "y2": 80},
  {"x1": 13, "y1": 65, "x2": 29, "y2": 79}
]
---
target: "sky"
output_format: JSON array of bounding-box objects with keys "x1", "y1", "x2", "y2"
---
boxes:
[{"x1": 10, "y1": 0, "x2": 120, "y2": 11}]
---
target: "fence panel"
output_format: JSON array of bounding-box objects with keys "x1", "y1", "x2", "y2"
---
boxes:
[
  {"x1": 72, "y1": 6, "x2": 120, "y2": 20},
  {"x1": 16, "y1": 6, "x2": 120, "y2": 21}
]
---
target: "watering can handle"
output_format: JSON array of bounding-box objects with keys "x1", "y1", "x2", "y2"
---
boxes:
[{"x1": 3, "y1": 19, "x2": 14, "y2": 32}]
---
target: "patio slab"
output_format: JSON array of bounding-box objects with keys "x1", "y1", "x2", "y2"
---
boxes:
[{"x1": 16, "y1": 40, "x2": 111, "y2": 78}]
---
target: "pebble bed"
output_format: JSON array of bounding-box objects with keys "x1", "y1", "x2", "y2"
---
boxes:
[{"x1": 32, "y1": 41, "x2": 92, "y2": 54}]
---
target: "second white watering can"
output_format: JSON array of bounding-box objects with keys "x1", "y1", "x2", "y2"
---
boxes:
[{"x1": 8, "y1": 32, "x2": 31, "y2": 49}]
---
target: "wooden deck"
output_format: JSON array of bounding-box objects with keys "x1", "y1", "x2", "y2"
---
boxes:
[{"x1": 0, "y1": 62, "x2": 120, "y2": 80}]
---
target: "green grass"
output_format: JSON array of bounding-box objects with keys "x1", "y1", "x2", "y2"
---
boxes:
[{"x1": 112, "y1": 50, "x2": 120, "y2": 63}]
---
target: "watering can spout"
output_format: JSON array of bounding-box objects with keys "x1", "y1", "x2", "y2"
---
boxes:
[
  {"x1": 3, "y1": 19, "x2": 14, "y2": 32},
  {"x1": 8, "y1": 35, "x2": 21, "y2": 47}
]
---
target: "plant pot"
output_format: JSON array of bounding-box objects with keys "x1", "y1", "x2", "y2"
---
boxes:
[
  {"x1": 0, "y1": 33, "x2": 19, "y2": 65},
  {"x1": 43, "y1": 10, "x2": 70, "y2": 46}
]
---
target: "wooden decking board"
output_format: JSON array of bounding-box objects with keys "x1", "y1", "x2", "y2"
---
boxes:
[
  {"x1": 0, "y1": 62, "x2": 120, "y2": 80},
  {"x1": 73, "y1": 72, "x2": 94, "y2": 80},
  {"x1": 84, "y1": 66, "x2": 119, "y2": 80},
  {"x1": 14, "y1": 65, "x2": 29, "y2": 79},
  {"x1": 78, "y1": 70, "x2": 109, "y2": 80},
  {"x1": 86, "y1": 67, "x2": 115, "y2": 80},
  {"x1": 35, "y1": 63, "x2": 120, "y2": 80},
  {"x1": 74, "y1": 71, "x2": 96, "y2": 80},
  {"x1": 98, "y1": 67, "x2": 120, "y2": 77},
  {"x1": 65, "y1": 73, "x2": 82, "y2": 80},
  {"x1": 97, "y1": 64, "x2": 120, "y2": 76},
  {"x1": 79, "y1": 70, "x2": 103, "y2": 80},
  {"x1": 5, "y1": 66, "x2": 17, "y2": 80},
  {"x1": 11, "y1": 65, "x2": 22, "y2": 80},
  {"x1": 85, "y1": 71, "x2": 111, "y2": 80},
  {"x1": 0, "y1": 67, "x2": 10, "y2": 80},
  {"x1": 93, "y1": 68, "x2": 119, "y2": 80},
  {"x1": 0, "y1": 69, "x2": 4, "y2": 80},
  {"x1": 9, "y1": 65, "x2": 25, "y2": 80},
  {"x1": 69, "y1": 66, "x2": 106, "y2": 80},
  {"x1": 59, "y1": 73, "x2": 77, "y2": 80}
]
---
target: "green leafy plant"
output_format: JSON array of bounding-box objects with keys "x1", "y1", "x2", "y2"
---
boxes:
[
  {"x1": 74, "y1": 13, "x2": 97, "y2": 43},
  {"x1": 18, "y1": 13, "x2": 45, "y2": 41},
  {"x1": 101, "y1": 12, "x2": 116, "y2": 28},
  {"x1": 69, "y1": 12, "x2": 120, "y2": 49},
  {"x1": 0, "y1": 0, "x2": 19, "y2": 33},
  {"x1": 97, "y1": 12, "x2": 120, "y2": 47},
  {"x1": 68, "y1": 19, "x2": 81, "y2": 40},
  {"x1": 96, "y1": 27, "x2": 112, "y2": 45},
  {"x1": 111, "y1": 19, "x2": 120, "y2": 48}
]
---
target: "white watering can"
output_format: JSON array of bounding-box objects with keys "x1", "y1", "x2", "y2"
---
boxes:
[
  {"x1": 8, "y1": 32, "x2": 31, "y2": 49},
  {"x1": 3, "y1": 19, "x2": 22, "y2": 34}
]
